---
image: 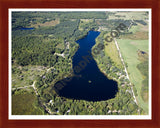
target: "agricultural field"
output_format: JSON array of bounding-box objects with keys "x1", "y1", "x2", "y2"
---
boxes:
[
  {"x1": 108, "y1": 11, "x2": 148, "y2": 20},
  {"x1": 116, "y1": 18, "x2": 149, "y2": 114},
  {"x1": 117, "y1": 39, "x2": 149, "y2": 113},
  {"x1": 97, "y1": 11, "x2": 150, "y2": 114}
]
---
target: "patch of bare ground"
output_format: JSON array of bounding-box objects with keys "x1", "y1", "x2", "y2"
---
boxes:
[
  {"x1": 130, "y1": 42, "x2": 138, "y2": 45},
  {"x1": 141, "y1": 87, "x2": 149, "y2": 103}
]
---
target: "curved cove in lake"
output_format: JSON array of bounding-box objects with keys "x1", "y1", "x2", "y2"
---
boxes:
[{"x1": 54, "y1": 31, "x2": 118, "y2": 101}]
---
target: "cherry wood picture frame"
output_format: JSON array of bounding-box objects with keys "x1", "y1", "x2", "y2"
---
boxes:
[{"x1": 0, "y1": 0, "x2": 160, "y2": 128}]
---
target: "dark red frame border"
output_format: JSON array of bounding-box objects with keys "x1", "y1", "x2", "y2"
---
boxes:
[{"x1": 0, "y1": 0, "x2": 160, "y2": 128}]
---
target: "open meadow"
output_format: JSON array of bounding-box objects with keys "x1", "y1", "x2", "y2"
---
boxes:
[{"x1": 117, "y1": 39, "x2": 149, "y2": 113}]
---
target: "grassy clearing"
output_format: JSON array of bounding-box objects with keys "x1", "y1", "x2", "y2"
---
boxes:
[
  {"x1": 79, "y1": 19, "x2": 93, "y2": 31},
  {"x1": 121, "y1": 22, "x2": 149, "y2": 40},
  {"x1": 12, "y1": 89, "x2": 44, "y2": 115},
  {"x1": 117, "y1": 39, "x2": 149, "y2": 114},
  {"x1": 12, "y1": 65, "x2": 47, "y2": 88},
  {"x1": 103, "y1": 33, "x2": 123, "y2": 69},
  {"x1": 80, "y1": 19, "x2": 93, "y2": 22},
  {"x1": 121, "y1": 31, "x2": 148, "y2": 40},
  {"x1": 129, "y1": 25, "x2": 140, "y2": 33},
  {"x1": 56, "y1": 42, "x2": 65, "y2": 49},
  {"x1": 30, "y1": 18, "x2": 60, "y2": 28}
]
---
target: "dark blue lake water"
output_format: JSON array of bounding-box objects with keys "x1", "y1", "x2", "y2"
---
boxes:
[
  {"x1": 20, "y1": 27, "x2": 35, "y2": 30},
  {"x1": 54, "y1": 31, "x2": 118, "y2": 101}
]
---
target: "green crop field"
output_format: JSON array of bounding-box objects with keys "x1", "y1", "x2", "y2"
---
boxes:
[{"x1": 117, "y1": 39, "x2": 149, "y2": 114}]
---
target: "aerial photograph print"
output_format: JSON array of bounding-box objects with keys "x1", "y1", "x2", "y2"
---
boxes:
[{"x1": 10, "y1": 9, "x2": 151, "y2": 119}]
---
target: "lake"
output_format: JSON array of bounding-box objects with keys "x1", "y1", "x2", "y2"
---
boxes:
[
  {"x1": 20, "y1": 27, "x2": 35, "y2": 30},
  {"x1": 54, "y1": 31, "x2": 118, "y2": 101}
]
